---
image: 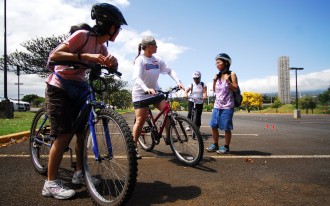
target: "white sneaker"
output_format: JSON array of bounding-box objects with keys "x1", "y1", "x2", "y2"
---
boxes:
[
  {"x1": 185, "y1": 126, "x2": 191, "y2": 131},
  {"x1": 72, "y1": 170, "x2": 100, "y2": 186},
  {"x1": 42, "y1": 179, "x2": 75, "y2": 200}
]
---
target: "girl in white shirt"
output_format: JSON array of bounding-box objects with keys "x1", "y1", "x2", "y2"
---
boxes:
[{"x1": 132, "y1": 36, "x2": 184, "y2": 158}]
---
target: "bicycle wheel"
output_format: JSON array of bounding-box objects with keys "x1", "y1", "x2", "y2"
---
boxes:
[
  {"x1": 29, "y1": 108, "x2": 52, "y2": 175},
  {"x1": 83, "y1": 109, "x2": 137, "y2": 206},
  {"x1": 138, "y1": 118, "x2": 156, "y2": 152},
  {"x1": 168, "y1": 115, "x2": 203, "y2": 167}
]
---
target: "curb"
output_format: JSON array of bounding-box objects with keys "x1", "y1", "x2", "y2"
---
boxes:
[{"x1": 0, "y1": 131, "x2": 30, "y2": 144}]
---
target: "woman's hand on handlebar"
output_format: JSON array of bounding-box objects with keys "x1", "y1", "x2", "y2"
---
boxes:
[
  {"x1": 146, "y1": 88, "x2": 157, "y2": 95},
  {"x1": 85, "y1": 53, "x2": 118, "y2": 68},
  {"x1": 105, "y1": 54, "x2": 118, "y2": 69}
]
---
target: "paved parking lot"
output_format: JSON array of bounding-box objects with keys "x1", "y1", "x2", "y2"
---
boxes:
[{"x1": 0, "y1": 112, "x2": 330, "y2": 205}]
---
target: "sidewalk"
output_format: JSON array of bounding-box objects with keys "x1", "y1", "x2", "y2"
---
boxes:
[{"x1": 0, "y1": 131, "x2": 30, "y2": 144}]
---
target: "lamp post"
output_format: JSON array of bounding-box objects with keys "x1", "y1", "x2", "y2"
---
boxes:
[{"x1": 289, "y1": 67, "x2": 304, "y2": 118}]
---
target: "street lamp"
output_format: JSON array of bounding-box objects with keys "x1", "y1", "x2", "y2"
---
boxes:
[{"x1": 290, "y1": 67, "x2": 304, "y2": 118}]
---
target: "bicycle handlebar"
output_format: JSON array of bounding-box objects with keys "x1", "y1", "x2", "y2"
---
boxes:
[
  {"x1": 144, "y1": 86, "x2": 181, "y2": 95},
  {"x1": 48, "y1": 61, "x2": 122, "y2": 77}
]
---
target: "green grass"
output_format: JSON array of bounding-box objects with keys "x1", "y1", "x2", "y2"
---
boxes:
[
  {"x1": 247, "y1": 104, "x2": 329, "y2": 114},
  {"x1": 0, "y1": 109, "x2": 134, "y2": 136},
  {"x1": 0, "y1": 112, "x2": 35, "y2": 136}
]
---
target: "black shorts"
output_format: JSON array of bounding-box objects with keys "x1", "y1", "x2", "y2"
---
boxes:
[
  {"x1": 46, "y1": 84, "x2": 87, "y2": 136},
  {"x1": 133, "y1": 95, "x2": 165, "y2": 109}
]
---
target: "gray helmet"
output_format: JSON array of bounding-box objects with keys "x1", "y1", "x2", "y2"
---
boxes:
[
  {"x1": 141, "y1": 36, "x2": 157, "y2": 49},
  {"x1": 215, "y1": 53, "x2": 232, "y2": 67}
]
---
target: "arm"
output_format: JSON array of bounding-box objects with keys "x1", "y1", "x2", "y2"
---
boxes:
[
  {"x1": 184, "y1": 86, "x2": 191, "y2": 98},
  {"x1": 168, "y1": 70, "x2": 185, "y2": 90},
  {"x1": 203, "y1": 85, "x2": 208, "y2": 100},
  {"x1": 225, "y1": 72, "x2": 238, "y2": 92},
  {"x1": 50, "y1": 31, "x2": 117, "y2": 67}
]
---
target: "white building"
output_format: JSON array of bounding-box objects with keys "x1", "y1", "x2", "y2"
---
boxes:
[{"x1": 278, "y1": 56, "x2": 291, "y2": 104}]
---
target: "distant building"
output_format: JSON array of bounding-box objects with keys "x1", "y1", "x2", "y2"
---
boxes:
[{"x1": 278, "y1": 56, "x2": 291, "y2": 104}]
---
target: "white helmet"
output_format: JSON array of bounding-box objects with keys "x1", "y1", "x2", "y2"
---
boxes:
[{"x1": 192, "y1": 71, "x2": 201, "y2": 78}]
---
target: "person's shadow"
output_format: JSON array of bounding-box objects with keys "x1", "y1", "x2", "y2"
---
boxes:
[{"x1": 126, "y1": 181, "x2": 201, "y2": 206}]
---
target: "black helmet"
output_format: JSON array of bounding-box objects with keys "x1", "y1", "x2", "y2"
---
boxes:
[
  {"x1": 91, "y1": 3, "x2": 127, "y2": 32},
  {"x1": 215, "y1": 53, "x2": 232, "y2": 67}
]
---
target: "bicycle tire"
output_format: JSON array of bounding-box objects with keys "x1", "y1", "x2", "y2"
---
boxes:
[
  {"x1": 138, "y1": 118, "x2": 156, "y2": 152},
  {"x1": 29, "y1": 108, "x2": 51, "y2": 175},
  {"x1": 83, "y1": 109, "x2": 137, "y2": 206},
  {"x1": 168, "y1": 115, "x2": 203, "y2": 167}
]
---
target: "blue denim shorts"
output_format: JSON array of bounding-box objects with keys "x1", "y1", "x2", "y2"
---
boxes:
[{"x1": 209, "y1": 108, "x2": 234, "y2": 131}]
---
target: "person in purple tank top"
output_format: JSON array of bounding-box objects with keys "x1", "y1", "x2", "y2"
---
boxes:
[{"x1": 206, "y1": 53, "x2": 239, "y2": 154}]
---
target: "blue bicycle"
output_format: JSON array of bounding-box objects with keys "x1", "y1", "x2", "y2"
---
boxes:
[{"x1": 29, "y1": 61, "x2": 137, "y2": 206}]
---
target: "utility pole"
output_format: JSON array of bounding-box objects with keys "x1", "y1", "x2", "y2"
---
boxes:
[
  {"x1": 289, "y1": 67, "x2": 304, "y2": 118},
  {"x1": 0, "y1": 0, "x2": 14, "y2": 119},
  {"x1": 3, "y1": 0, "x2": 8, "y2": 99}
]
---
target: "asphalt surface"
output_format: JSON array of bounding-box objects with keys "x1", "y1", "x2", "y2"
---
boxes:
[{"x1": 0, "y1": 112, "x2": 330, "y2": 206}]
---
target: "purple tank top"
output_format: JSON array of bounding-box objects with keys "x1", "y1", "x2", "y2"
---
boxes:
[{"x1": 214, "y1": 79, "x2": 234, "y2": 109}]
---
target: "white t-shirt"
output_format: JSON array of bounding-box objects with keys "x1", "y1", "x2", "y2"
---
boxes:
[
  {"x1": 132, "y1": 54, "x2": 181, "y2": 102},
  {"x1": 187, "y1": 82, "x2": 205, "y2": 104}
]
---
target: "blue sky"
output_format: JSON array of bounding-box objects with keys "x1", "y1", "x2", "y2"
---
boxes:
[{"x1": 0, "y1": 0, "x2": 329, "y2": 98}]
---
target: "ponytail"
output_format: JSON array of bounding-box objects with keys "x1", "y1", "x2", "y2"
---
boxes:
[{"x1": 134, "y1": 43, "x2": 142, "y2": 64}]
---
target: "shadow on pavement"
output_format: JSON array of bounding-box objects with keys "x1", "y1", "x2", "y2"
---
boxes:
[
  {"x1": 128, "y1": 180, "x2": 201, "y2": 206},
  {"x1": 230, "y1": 150, "x2": 272, "y2": 156}
]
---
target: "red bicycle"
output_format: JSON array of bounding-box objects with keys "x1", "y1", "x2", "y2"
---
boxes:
[{"x1": 137, "y1": 86, "x2": 204, "y2": 166}]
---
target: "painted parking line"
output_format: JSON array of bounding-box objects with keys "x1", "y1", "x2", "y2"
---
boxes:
[
  {"x1": 208, "y1": 155, "x2": 330, "y2": 159},
  {"x1": 2, "y1": 154, "x2": 330, "y2": 159}
]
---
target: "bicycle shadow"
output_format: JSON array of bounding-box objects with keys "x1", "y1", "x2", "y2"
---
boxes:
[
  {"x1": 127, "y1": 181, "x2": 201, "y2": 206},
  {"x1": 229, "y1": 150, "x2": 272, "y2": 156},
  {"x1": 168, "y1": 157, "x2": 218, "y2": 173}
]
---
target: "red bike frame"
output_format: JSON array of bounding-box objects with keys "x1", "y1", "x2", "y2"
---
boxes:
[{"x1": 146, "y1": 101, "x2": 171, "y2": 137}]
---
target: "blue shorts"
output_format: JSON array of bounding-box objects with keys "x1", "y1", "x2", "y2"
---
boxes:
[{"x1": 209, "y1": 108, "x2": 234, "y2": 131}]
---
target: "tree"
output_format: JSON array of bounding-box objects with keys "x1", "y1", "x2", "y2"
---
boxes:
[
  {"x1": 318, "y1": 88, "x2": 330, "y2": 113},
  {"x1": 170, "y1": 101, "x2": 181, "y2": 111},
  {"x1": 0, "y1": 35, "x2": 67, "y2": 78},
  {"x1": 299, "y1": 96, "x2": 317, "y2": 114},
  {"x1": 22, "y1": 94, "x2": 39, "y2": 104},
  {"x1": 97, "y1": 76, "x2": 130, "y2": 109},
  {"x1": 107, "y1": 89, "x2": 132, "y2": 109},
  {"x1": 271, "y1": 98, "x2": 283, "y2": 113},
  {"x1": 242, "y1": 92, "x2": 263, "y2": 113},
  {"x1": 22, "y1": 94, "x2": 45, "y2": 107}
]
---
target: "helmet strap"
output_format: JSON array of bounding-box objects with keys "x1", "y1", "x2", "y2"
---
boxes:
[{"x1": 108, "y1": 26, "x2": 121, "y2": 41}]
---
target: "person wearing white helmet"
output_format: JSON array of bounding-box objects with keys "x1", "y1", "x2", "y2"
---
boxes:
[
  {"x1": 184, "y1": 71, "x2": 207, "y2": 131},
  {"x1": 132, "y1": 36, "x2": 185, "y2": 158},
  {"x1": 206, "y1": 53, "x2": 238, "y2": 154}
]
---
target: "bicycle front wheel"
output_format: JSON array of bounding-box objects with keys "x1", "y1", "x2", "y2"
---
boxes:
[
  {"x1": 168, "y1": 115, "x2": 204, "y2": 167},
  {"x1": 83, "y1": 109, "x2": 137, "y2": 206},
  {"x1": 29, "y1": 108, "x2": 51, "y2": 175}
]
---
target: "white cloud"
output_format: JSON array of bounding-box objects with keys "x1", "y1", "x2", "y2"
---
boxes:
[
  {"x1": 0, "y1": 0, "x2": 329, "y2": 99},
  {"x1": 205, "y1": 69, "x2": 330, "y2": 95}
]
